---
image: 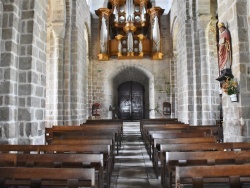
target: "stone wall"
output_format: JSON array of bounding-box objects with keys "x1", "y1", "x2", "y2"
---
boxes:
[
  {"x1": 0, "y1": 0, "x2": 48, "y2": 144},
  {"x1": 217, "y1": 0, "x2": 250, "y2": 141},
  {"x1": 46, "y1": 0, "x2": 91, "y2": 127},
  {"x1": 170, "y1": 0, "x2": 220, "y2": 125}
]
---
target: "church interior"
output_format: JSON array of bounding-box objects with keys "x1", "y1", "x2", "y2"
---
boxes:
[{"x1": 0, "y1": 0, "x2": 250, "y2": 187}]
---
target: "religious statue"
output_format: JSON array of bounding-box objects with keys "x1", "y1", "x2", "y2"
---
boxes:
[{"x1": 216, "y1": 22, "x2": 233, "y2": 81}]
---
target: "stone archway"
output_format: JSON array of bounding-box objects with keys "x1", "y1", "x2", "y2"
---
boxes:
[{"x1": 108, "y1": 65, "x2": 155, "y2": 119}]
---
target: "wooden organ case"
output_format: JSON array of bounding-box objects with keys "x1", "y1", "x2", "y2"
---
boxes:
[{"x1": 95, "y1": 0, "x2": 164, "y2": 61}]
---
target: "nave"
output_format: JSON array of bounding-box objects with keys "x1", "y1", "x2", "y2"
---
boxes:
[{"x1": 110, "y1": 122, "x2": 161, "y2": 188}]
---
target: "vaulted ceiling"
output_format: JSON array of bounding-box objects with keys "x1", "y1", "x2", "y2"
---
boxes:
[{"x1": 90, "y1": 0, "x2": 173, "y2": 18}]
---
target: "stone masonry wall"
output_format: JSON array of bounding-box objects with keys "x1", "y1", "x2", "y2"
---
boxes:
[
  {"x1": 0, "y1": 0, "x2": 48, "y2": 144},
  {"x1": 218, "y1": 0, "x2": 250, "y2": 142},
  {"x1": 170, "y1": 0, "x2": 220, "y2": 125},
  {"x1": 46, "y1": 0, "x2": 91, "y2": 127}
]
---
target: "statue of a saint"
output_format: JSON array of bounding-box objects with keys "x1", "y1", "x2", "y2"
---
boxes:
[{"x1": 216, "y1": 22, "x2": 233, "y2": 81}]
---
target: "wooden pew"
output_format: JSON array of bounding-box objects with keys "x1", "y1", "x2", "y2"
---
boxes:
[
  {"x1": 165, "y1": 150, "x2": 250, "y2": 188},
  {"x1": 157, "y1": 142, "x2": 250, "y2": 182},
  {"x1": 0, "y1": 167, "x2": 96, "y2": 188},
  {"x1": 0, "y1": 144, "x2": 112, "y2": 187},
  {"x1": 142, "y1": 124, "x2": 221, "y2": 144},
  {"x1": 85, "y1": 119, "x2": 123, "y2": 124},
  {"x1": 140, "y1": 118, "x2": 180, "y2": 133},
  {"x1": 153, "y1": 137, "x2": 217, "y2": 185},
  {"x1": 45, "y1": 126, "x2": 122, "y2": 154},
  {"x1": 46, "y1": 125, "x2": 121, "y2": 151},
  {"x1": 148, "y1": 131, "x2": 210, "y2": 160},
  {"x1": 0, "y1": 153, "x2": 104, "y2": 188},
  {"x1": 175, "y1": 164, "x2": 250, "y2": 188},
  {"x1": 141, "y1": 124, "x2": 189, "y2": 144},
  {"x1": 83, "y1": 119, "x2": 123, "y2": 138}
]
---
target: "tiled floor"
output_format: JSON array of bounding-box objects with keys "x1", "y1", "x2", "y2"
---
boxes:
[{"x1": 110, "y1": 122, "x2": 161, "y2": 188}]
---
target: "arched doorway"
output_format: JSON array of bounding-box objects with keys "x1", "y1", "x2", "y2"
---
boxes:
[{"x1": 118, "y1": 81, "x2": 145, "y2": 120}]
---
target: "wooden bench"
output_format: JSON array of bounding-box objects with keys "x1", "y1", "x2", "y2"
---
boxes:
[
  {"x1": 142, "y1": 124, "x2": 221, "y2": 150},
  {"x1": 175, "y1": 164, "x2": 250, "y2": 188},
  {"x1": 46, "y1": 125, "x2": 121, "y2": 151},
  {"x1": 0, "y1": 153, "x2": 104, "y2": 188},
  {"x1": 0, "y1": 144, "x2": 112, "y2": 187},
  {"x1": 164, "y1": 150, "x2": 250, "y2": 188},
  {"x1": 0, "y1": 167, "x2": 96, "y2": 188},
  {"x1": 148, "y1": 131, "x2": 210, "y2": 160},
  {"x1": 141, "y1": 124, "x2": 189, "y2": 144},
  {"x1": 45, "y1": 126, "x2": 122, "y2": 155},
  {"x1": 157, "y1": 142, "x2": 250, "y2": 182},
  {"x1": 82, "y1": 119, "x2": 123, "y2": 137},
  {"x1": 140, "y1": 118, "x2": 181, "y2": 132},
  {"x1": 153, "y1": 137, "x2": 217, "y2": 185}
]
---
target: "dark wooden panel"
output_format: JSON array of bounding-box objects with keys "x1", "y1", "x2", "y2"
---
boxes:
[{"x1": 118, "y1": 81, "x2": 144, "y2": 120}]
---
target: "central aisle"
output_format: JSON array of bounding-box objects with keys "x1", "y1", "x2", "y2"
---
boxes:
[{"x1": 110, "y1": 122, "x2": 161, "y2": 188}]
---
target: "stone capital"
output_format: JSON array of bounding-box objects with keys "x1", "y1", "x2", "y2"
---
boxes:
[
  {"x1": 197, "y1": 14, "x2": 211, "y2": 30},
  {"x1": 51, "y1": 22, "x2": 65, "y2": 39}
]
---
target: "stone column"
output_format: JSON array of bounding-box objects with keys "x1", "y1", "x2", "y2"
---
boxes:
[
  {"x1": 46, "y1": 0, "x2": 66, "y2": 127},
  {"x1": 197, "y1": 15, "x2": 217, "y2": 125},
  {"x1": 0, "y1": 1, "x2": 20, "y2": 144},
  {"x1": 1, "y1": 1, "x2": 48, "y2": 144},
  {"x1": 170, "y1": 51, "x2": 177, "y2": 118}
]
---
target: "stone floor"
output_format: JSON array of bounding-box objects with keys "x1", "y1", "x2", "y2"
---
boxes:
[{"x1": 110, "y1": 122, "x2": 161, "y2": 188}]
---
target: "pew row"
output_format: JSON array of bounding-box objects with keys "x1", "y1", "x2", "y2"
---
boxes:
[
  {"x1": 0, "y1": 167, "x2": 96, "y2": 188},
  {"x1": 176, "y1": 164, "x2": 250, "y2": 188},
  {"x1": 164, "y1": 150, "x2": 250, "y2": 188}
]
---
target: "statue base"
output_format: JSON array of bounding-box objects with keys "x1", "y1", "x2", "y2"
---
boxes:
[{"x1": 216, "y1": 68, "x2": 234, "y2": 82}]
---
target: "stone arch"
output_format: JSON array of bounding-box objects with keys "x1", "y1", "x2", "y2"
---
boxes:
[
  {"x1": 171, "y1": 16, "x2": 179, "y2": 52},
  {"x1": 108, "y1": 65, "x2": 155, "y2": 118},
  {"x1": 84, "y1": 22, "x2": 91, "y2": 61}
]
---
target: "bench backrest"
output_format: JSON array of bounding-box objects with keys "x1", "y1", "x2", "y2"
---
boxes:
[
  {"x1": 0, "y1": 144, "x2": 110, "y2": 155},
  {"x1": 0, "y1": 167, "x2": 95, "y2": 187},
  {"x1": 166, "y1": 150, "x2": 250, "y2": 165},
  {"x1": 160, "y1": 142, "x2": 250, "y2": 152},
  {"x1": 155, "y1": 137, "x2": 216, "y2": 145},
  {"x1": 176, "y1": 164, "x2": 250, "y2": 188}
]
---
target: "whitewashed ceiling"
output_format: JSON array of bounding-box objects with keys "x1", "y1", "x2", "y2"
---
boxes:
[{"x1": 89, "y1": 0, "x2": 173, "y2": 18}]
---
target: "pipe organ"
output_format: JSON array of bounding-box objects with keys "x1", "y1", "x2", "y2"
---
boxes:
[{"x1": 95, "y1": 0, "x2": 164, "y2": 60}]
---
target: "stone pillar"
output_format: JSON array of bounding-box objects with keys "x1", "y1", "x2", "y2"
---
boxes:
[
  {"x1": 1, "y1": 0, "x2": 48, "y2": 144},
  {"x1": 170, "y1": 52, "x2": 177, "y2": 118},
  {"x1": 198, "y1": 15, "x2": 217, "y2": 125},
  {"x1": 46, "y1": 0, "x2": 66, "y2": 127},
  {"x1": 0, "y1": 1, "x2": 20, "y2": 144}
]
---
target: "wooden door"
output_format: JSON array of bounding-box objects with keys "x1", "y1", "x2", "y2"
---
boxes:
[{"x1": 118, "y1": 81, "x2": 144, "y2": 120}]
